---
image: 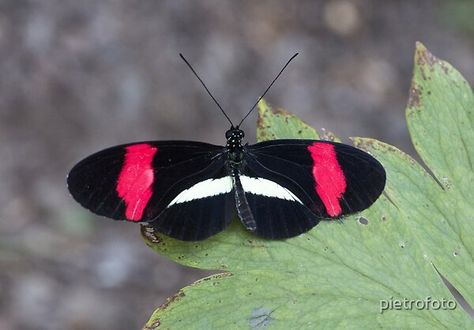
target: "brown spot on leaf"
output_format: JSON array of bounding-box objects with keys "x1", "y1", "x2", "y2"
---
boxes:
[
  {"x1": 159, "y1": 291, "x2": 185, "y2": 311},
  {"x1": 408, "y1": 84, "x2": 421, "y2": 108},
  {"x1": 416, "y1": 44, "x2": 437, "y2": 68},
  {"x1": 415, "y1": 42, "x2": 451, "y2": 77},
  {"x1": 144, "y1": 320, "x2": 161, "y2": 329},
  {"x1": 189, "y1": 272, "x2": 233, "y2": 288},
  {"x1": 141, "y1": 225, "x2": 161, "y2": 244}
]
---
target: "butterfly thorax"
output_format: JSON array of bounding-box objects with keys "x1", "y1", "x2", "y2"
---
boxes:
[{"x1": 226, "y1": 127, "x2": 245, "y2": 164}]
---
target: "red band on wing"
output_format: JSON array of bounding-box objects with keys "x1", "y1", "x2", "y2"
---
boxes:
[
  {"x1": 116, "y1": 144, "x2": 158, "y2": 221},
  {"x1": 307, "y1": 142, "x2": 346, "y2": 217}
]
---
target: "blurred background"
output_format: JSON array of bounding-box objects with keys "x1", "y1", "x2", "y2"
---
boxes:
[{"x1": 0, "y1": 0, "x2": 473, "y2": 329}]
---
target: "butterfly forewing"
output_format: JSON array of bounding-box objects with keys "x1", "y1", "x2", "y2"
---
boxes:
[{"x1": 67, "y1": 141, "x2": 235, "y2": 240}]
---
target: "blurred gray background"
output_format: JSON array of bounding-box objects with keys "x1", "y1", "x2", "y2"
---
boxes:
[{"x1": 0, "y1": 1, "x2": 473, "y2": 329}]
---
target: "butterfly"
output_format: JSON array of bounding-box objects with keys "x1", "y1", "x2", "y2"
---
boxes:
[{"x1": 67, "y1": 54, "x2": 386, "y2": 241}]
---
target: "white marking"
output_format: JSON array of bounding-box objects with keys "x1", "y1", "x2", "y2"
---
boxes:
[
  {"x1": 240, "y1": 176, "x2": 303, "y2": 204},
  {"x1": 168, "y1": 176, "x2": 233, "y2": 206}
]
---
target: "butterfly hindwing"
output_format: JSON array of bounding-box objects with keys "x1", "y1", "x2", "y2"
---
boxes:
[
  {"x1": 239, "y1": 139, "x2": 386, "y2": 238},
  {"x1": 237, "y1": 174, "x2": 320, "y2": 239},
  {"x1": 152, "y1": 175, "x2": 234, "y2": 241},
  {"x1": 67, "y1": 141, "x2": 234, "y2": 240}
]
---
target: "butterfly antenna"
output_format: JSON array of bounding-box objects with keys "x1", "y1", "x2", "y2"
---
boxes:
[
  {"x1": 179, "y1": 53, "x2": 234, "y2": 127},
  {"x1": 237, "y1": 53, "x2": 298, "y2": 127}
]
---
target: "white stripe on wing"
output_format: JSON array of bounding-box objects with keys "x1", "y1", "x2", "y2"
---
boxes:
[
  {"x1": 167, "y1": 176, "x2": 233, "y2": 206},
  {"x1": 240, "y1": 176, "x2": 303, "y2": 203}
]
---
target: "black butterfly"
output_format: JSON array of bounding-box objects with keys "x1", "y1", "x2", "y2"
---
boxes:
[{"x1": 67, "y1": 54, "x2": 386, "y2": 241}]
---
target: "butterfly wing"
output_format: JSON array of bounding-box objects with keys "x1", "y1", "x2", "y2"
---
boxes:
[
  {"x1": 242, "y1": 140, "x2": 386, "y2": 239},
  {"x1": 67, "y1": 141, "x2": 234, "y2": 240}
]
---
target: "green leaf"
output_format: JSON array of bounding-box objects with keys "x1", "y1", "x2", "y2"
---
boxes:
[
  {"x1": 256, "y1": 99, "x2": 319, "y2": 141},
  {"x1": 143, "y1": 43, "x2": 473, "y2": 329}
]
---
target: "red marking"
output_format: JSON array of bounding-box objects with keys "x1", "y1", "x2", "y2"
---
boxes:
[
  {"x1": 116, "y1": 144, "x2": 157, "y2": 221},
  {"x1": 307, "y1": 142, "x2": 346, "y2": 217}
]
